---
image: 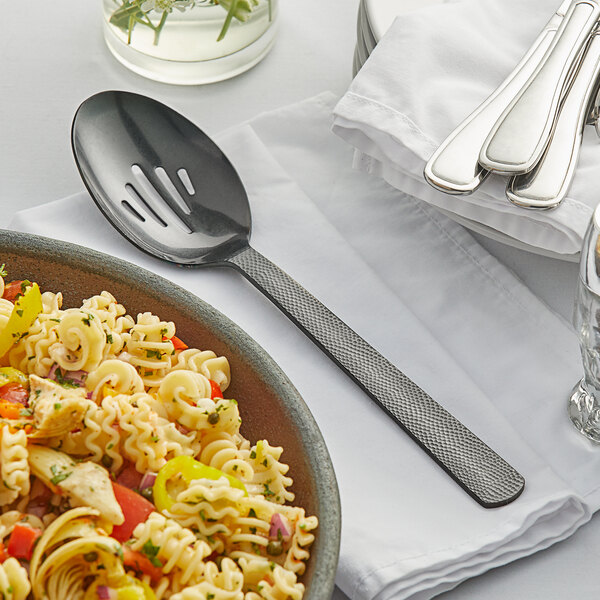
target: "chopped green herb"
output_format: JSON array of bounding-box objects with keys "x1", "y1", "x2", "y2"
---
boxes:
[
  {"x1": 145, "y1": 349, "x2": 163, "y2": 359},
  {"x1": 50, "y1": 464, "x2": 72, "y2": 485},
  {"x1": 15, "y1": 309, "x2": 23, "y2": 317},
  {"x1": 0, "y1": 264, "x2": 7, "y2": 278},
  {"x1": 106, "y1": 333, "x2": 114, "y2": 344},
  {"x1": 53, "y1": 366, "x2": 82, "y2": 388},
  {"x1": 19, "y1": 408, "x2": 32, "y2": 417},
  {"x1": 54, "y1": 402, "x2": 62, "y2": 411},
  {"x1": 141, "y1": 540, "x2": 163, "y2": 567}
]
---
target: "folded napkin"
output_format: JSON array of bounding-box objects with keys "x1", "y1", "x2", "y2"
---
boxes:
[
  {"x1": 10, "y1": 93, "x2": 600, "y2": 600},
  {"x1": 333, "y1": 0, "x2": 600, "y2": 259}
]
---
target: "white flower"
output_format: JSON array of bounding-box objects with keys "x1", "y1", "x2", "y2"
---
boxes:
[{"x1": 140, "y1": 0, "x2": 197, "y2": 13}]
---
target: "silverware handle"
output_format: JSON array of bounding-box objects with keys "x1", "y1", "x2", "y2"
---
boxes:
[
  {"x1": 480, "y1": 0, "x2": 600, "y2": 174},
  {"x1": 507, "y1": 32, "x2": 600, "y2": 208},
  {"x1": 424, "y1": 18, "x2": 559, "y2": 194},
  {"x1": 226, "y1": 245, "x2": 525, "y2": 508}
]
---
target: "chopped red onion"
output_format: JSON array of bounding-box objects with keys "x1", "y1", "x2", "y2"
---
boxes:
[
  {"x1": 175, "y1": 422, "x2": 191, "y2": 435},
  {"x1": 116, "y1": 463, "x2": 142, "y2": 489},
  {"x1": 139, "y1": 472, "x2": 157, "y2": 490},
  {"x1": 26, "y1": 505, "x2": 46, "y2": 519},
  {"x1": 47, "y1": 364, "x2": 88, "y2": 387},
  {"x1": 96, "y1": 585, "x2": 111, "y2": 600},
  {"x1": 269, "y1": 513, "x2": 292, "y2": 542}
]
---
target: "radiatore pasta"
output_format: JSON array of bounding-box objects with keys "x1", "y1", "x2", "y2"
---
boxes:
[{"x1": 0, "y1": 273, "x2": 318, "y2": 600}]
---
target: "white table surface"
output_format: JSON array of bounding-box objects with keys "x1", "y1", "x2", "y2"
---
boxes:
[{"x1": 0, "y1": 2, "x2": 594, "y2": 599}]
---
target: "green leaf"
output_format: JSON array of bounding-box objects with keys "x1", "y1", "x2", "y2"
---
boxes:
[{"x1": 109, "y1": 2, "x2": 146, "y2": 32}]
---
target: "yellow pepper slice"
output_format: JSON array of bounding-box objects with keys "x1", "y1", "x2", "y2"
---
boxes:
[
  {"x1": 0, "y1": 367, "x2": 28, "y2": 388},
  {"x1": 153, "y1": 456, "x2": 247, "y2": 513},
  {"x1": 117, "y1": 580, "x2": 155, "y2": 600},
  {"x1": 0, "y1": 283, "x2": 42, "y2": 357},
  {"x1": 83, "y1": 578, "x2": 156, "y2": 600}
]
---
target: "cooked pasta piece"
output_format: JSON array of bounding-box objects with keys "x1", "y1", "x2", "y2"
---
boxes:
[
  {"x1": 130, "y1": 512, "x2": 212, "y2": 586},
  {"x1": 86, "y1": 359, "x2": 144, "y2": 400},
  {"x1": 171, "y1": 348, "x2": 231, "y2": 392},
  {"x1": 120, "y1": 312, "x2": 175, "y2": 388},
  {"x1": 0, "y1": 557, "x2": 31, "y2": 600},
  {"x1": 0, "y1": 426, "x2": 30, "y2": 505},
  {"x1": 169, "y1": 558, "x2": 244, "y2": 600},
  {"x1": 245, "y1": 440, "x2": 294, "y2": 504}
]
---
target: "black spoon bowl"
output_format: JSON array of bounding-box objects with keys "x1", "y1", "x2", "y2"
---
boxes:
[{"x1": 71, "y1": 90, "x2": 525, "y2": 509}]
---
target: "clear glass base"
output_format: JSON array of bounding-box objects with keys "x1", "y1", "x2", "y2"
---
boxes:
[
  {"x1": 568, "y1": 379, "x2": 600, "y2": 443},
  {"x1": 103, "y1": 5, "x2": 278, "y2": 85}
]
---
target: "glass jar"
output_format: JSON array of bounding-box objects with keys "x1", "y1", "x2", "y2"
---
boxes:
[{"x1": 102, "y1": 0, "x2": 278, "y2": 85}]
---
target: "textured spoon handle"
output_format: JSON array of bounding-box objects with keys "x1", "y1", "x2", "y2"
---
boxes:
[{"x1": 226, "y1": 246, "x2": 525, "y2": 508}]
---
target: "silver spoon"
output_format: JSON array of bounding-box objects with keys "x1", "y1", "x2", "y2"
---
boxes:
[{"x1": 71, "y1": 90, "x2": 524, "y2": 508}]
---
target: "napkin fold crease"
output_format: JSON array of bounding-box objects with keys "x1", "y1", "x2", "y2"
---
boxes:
[{"x1": 10, "y1": 92, "x2": 600, "y2": 600}]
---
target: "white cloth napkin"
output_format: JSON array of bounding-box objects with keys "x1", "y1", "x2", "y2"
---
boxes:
[
  {"x1": 333, "y1": 0, "x2": 600, "y2": 259},
  {"x1": 9, "y1": 93, "x2": 600, "y2": 600}
]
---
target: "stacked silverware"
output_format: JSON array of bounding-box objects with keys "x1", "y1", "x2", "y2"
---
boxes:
[{"x1": 424, "y1": 0, "x2": 600, "y2": 209}]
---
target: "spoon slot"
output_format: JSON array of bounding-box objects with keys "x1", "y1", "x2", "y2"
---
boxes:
[
  {"x1": 131, "y1": 164, "x2": 192, "y2": 234},
  {"x1": 177, "y1": 168, "x2": 196, "y2": 196},
  {"x1": 155, "y1": 166, "x2": 192, "y2": 215},
  {"x1": 125, "y1": 183, "x2": 168, "y2": 227},
  {"x1": 121, "y1": 200, "x2": 147, "y2": 224}
]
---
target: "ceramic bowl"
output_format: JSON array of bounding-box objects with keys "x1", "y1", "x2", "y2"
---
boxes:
[{"x1": 0, "y1": 228, "x2": 340, "y2": 599}]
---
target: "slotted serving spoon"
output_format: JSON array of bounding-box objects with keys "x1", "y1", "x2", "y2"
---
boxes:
[{"x1": 71, "y1": 90, "x2": 525, "y2": 508}]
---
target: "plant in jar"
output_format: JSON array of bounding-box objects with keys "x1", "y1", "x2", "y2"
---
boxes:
[{"x1": 107, "y1": 0, "x2": 273, "y2": 44}]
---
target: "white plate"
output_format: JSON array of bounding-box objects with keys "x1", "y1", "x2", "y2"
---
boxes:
[{"x1": 364, "y1": 0, "x2": 446, "y2": 41}]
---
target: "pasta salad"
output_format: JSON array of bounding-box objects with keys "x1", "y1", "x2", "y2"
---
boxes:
[{"x1": 0, "y1": 272, "x2": 318, "y2": 600}]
